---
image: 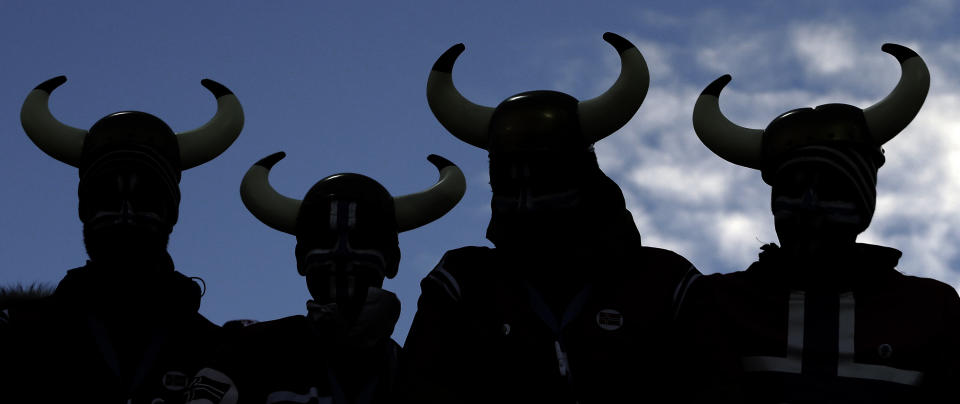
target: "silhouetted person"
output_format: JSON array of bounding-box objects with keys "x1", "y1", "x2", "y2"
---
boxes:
[
  {"x1": 401, "y1": 33, "x2": 700, "y2": 404},
  {"x1": 184, "y1": 152, "x2": 465, "y2": 403},
  {"x1": 679, "y1": 43, "x2": 959, "y2": 403},
  {"x1": 1, "y1": 76, "x2": 243, "y2": 403}
]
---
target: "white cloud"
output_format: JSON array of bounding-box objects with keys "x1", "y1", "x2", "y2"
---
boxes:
[
  {"x1": 696, "y1": 35, "x2": 775, "y2": 77},
  {"x1": 627, "y1": 163, "x2": 731, "y2": 205},
  {"x1": 863, "y1": 88, "x2": 960, "y2": 290},
  {"x1": 633, "y1": 40, "x2": 676, "y2": 82},
  {"x1": 790, "y1": 23, "x2": 859, "y2": 75}
]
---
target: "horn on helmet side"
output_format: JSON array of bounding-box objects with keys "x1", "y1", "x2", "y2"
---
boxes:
[
  {"x1": 393, "y1": 154, "x2": 466, "y2": 232},
  {"x1": 862, "y1": 43, "x2": 930, "y2": 145},
  {"x1": 691, "y1": 74, "x2": 764, "y2": 169},
  {"x1": 176, "y1": 79, "x2": 245, "y2": 169},
  {"x1": 578, "y1": 32, "x2": 651, "y2": 144},
  {"x1": 426, "y1": 43, "x2": 496, "y2": 150},
  {"x1": 240, "y1": 152, "x2": 302, "y2": 235},
  {"x1": 21, "y1": 77, "x2": 245, "y2": 170},
  {"x1": 20, "y1": 76, "x2": 86, "y2": 166}
]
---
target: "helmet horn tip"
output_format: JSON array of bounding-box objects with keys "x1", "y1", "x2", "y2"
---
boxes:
[
  {"x1": 201, "y1": 79, "x2": 233, "y2": 98},
  {"x1": 432, "y1": 43, "x2": 466, "y2": 73},
  {"x1": 35, "y1": 76, "x2": 67, "y2": 93},
  {"x1": 881, "y1": 43, "x2": 920, "y2": 63},
  {"x1": 602, "y1": 32, "x2": 635, "y2": 54},
  {"x1": 255, "y1": 151, "x2": 286, "y2": 169},
  {"x1": 702, "y1": 74, "x2": 732, "y2": 97}
]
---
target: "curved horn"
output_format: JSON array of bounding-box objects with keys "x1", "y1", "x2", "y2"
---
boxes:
[
  {"x1": 862, "y1": 43, "x2": 930, "y2": 145},
  {"x1": 692, "y1": 75, "x2": 764, "y2": 169},
  {"x1": 240, "y1": 152, "x2": 302, "y2": 235},
  {"x1": 20, "y1": 76, "x2": 87, "y2": 167},
  {"x1": 177, "y1": 79, "x2": 245, "y2": 169},
  {"x1": 578, "y1": 32, "x2": 650, "y2": 144},
  {"x1": 426, "y1": 44, "x2": 494, "y2": 150},
  {"x1": 394, "y1": 154, "x2": 467, "y2": 233}
]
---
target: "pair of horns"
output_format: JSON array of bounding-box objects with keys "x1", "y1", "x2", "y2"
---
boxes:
[
  {"x1": 240, "y1": 152, "x2": 467, "y2": 234},
  {"x1": 692, "y1": 43, "x2": 930, "y2": 169},
  {"x1": 427, "y1": 32, "x2": 650, "y2": 149},
  {"x1": 21, "y1": 76, "x2": 245, "y2": 169}
]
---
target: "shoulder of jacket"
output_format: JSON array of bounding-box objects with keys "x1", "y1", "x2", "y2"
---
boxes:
[
  {"x1": 421, "y1": 246, "x2": 494, "y2": 303},
  {"x1": 243, "y1": 315, "x2": 306, "y2": 334},
  {"x1": 439, "y1": 246, "x2": 495, "y2": 269},
  {"x1": 673, "y1": 271, "x2": 752, "y2": 319},
  {"x1": 630, "y1": 246, "x2": 700, "y2": 293},
  {"x1": 891, "y1": 272, "x2": 959, "y2": 300},
  {"x1": 635, "y1": 246, "x2": 697, "y2": 269}
]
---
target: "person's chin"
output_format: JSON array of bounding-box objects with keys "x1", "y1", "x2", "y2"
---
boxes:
[{"x1": 84, "y1": 225, "x2": 168, "y2": 262}]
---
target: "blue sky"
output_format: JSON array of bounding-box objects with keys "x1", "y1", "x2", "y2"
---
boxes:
[{"x1": 1, "y1": 1, "x2": 958, "y2": 344}]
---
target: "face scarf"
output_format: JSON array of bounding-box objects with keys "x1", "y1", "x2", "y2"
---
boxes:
[{"x1": 306, "y1": 287, "x2": 400, "y2": 350}]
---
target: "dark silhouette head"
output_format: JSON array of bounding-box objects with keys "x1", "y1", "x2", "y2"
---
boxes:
[
  {"x1": 426, "y1": 32, "x2": 648, "y2": 152},
  {"x1": 240, "y1": 152, "x2": 465, "y2": 319},
  {"x1": 21, "y1": 76, "x2": 244, "y2": 267},
  {"x1": 295, "y1": 173, "x2": 399, "y2": 309},
  {"x1": 692, "y1": 44, "x2": 927, "y2": 175},
  {"x1": 692, "y1": 43, "x2": 928, "y2": 243},
  {"x1": 426, "y1": 33, "x2": 649, "y2": 253}
]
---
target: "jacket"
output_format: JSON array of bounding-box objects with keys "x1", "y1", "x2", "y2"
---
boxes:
[
  {"x1": 401, "y1": 245, "x2": 699, "y2": 404},
  {"x1": 1, "y1": 258, "x2": 219, "y2": 403},
  {"x1": 676, "y1": 243, "x2": 960, "y2": 403}
]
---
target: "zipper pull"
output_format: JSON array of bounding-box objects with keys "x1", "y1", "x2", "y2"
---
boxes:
[{"x1": 555, "y1": 340, "x2": 569, "y2": 377}]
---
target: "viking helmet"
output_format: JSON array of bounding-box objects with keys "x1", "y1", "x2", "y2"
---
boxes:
[
  {"x1": 21, "y1": 76, "x2": 244, "y2": 239},
  {"x1": 692, "y1": 43, "x2": 929, "y2": 178},
  {"x1": 239, "y1": 152, "x2": 466, "y2": 279},
  {"x1": 426, "y1": 32, "x2": 650, "y2": 152},
  {"x1": 22, "y1": 76, "x2": 244, "y2": 173}
]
